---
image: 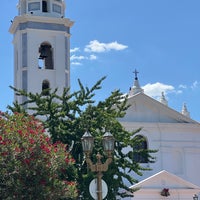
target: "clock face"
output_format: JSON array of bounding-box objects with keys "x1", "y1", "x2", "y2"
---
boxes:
[{"x1": 89, "y1": 179, "x2": 108, "y2": 199}]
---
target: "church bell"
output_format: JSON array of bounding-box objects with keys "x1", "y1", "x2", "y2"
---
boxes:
[{"x1": 39, "y1": 45, "x2": 48, "y2": 59}]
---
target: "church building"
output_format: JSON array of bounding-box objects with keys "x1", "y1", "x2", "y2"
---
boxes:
[
  {"x1": 120, "y1": 71, "x2": 200, "y2": 199},
  {"x1": 9, "y1": 1, "x2": 200, "y2": 200}
]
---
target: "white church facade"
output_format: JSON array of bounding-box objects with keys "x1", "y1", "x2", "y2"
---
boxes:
[
  {"x1": 120, "y1": 73, "x2": 200, "y2": 199},
  {"x1": 9, "y1": 1, "x2": 200, "y2": 200}
]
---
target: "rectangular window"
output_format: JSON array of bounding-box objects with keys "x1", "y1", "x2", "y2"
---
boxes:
[
  {"x1": 65, "y1": 37, "x2": 69, "y2": 70},
  {"x1": 42, "y1": 1, "x2": 48, "y2": 12},
  {"x1": 65, "y1": 72, "x2": 69, "y2": 88},
  {"x1": 28, "y1": 2, "x2": 40, "y2": 11},
  {"x1": 22, "y1": 33, "x2": 27, "y2": 68},
  {"x1": 53, "y1": 4, "x2": 61, "y2": 13},
  {"x1": 16, "y1": 50, "x2": 18, "y2": 71}
]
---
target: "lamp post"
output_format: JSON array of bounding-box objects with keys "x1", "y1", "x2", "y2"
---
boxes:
[
  {"x1": 81, "y1": 131, "x2": 115, "y2": 200},
  {"x1": 193, "y1": 194, "x2": 198, "y2": 200}
]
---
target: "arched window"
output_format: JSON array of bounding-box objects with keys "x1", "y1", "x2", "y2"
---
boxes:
[
  {"x1": 133, "y1": 135, "x2": 148, "y2": 163},
  {"x1": 42, "y1": 80, "x2": 50, "y2": 95},
  {"x1": 38, "y1": 43, "x2": 54, "y2": 70}
]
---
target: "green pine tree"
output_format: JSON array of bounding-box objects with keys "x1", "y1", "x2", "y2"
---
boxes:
[{"x1": 9, "y1": 77, "x2": 156, "y2": 199}]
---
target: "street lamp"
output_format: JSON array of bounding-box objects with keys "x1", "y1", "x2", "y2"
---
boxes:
[
  {"x1": 81, "y1": 131, "x2": 94, "y2": 154},
  {"x1": 193, "y1": 194, "x2": 198, "y2": 200},
  {"x1": 81, "y1": 131, "x2": 115, "y2": 200}
]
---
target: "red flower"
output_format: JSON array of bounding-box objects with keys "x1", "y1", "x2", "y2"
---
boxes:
[
  {"x1": 40, "y1": 179, "x2": 46, "y2": 186},
  {"x1": 29, "y1": 129, "x2": 35, "y2": 134},
  {"x1": 15, "y1": 147, "x2": 21, "y2": 153},
  {"x1": 40, "y1": 144, "x2": 51, "y2": 153},
  {"x1": 18, "y1": 130, "x2": 23, "y2": 135},
  {"x1": 29, "y1": 138, "x2": 35, "y2": 144},
  {"x1": 65, "y1": 157, "x2": 75, "y2": 164},
  {"x1": 1, "y1": 152, "x2": 8, "y2": 156},
  {"x1": 24, "y1": 158, "x2": 31, "y2": 165},
  {"x1": 44, "y1": 147, "x2": 50, "y2": 153},
  {"x1": 64, "y1": 181, "x2": 75, "y2": 186},
  {"x1": 0, "y1": 140, "x2": 7, "y2": 145},
  {"x1": 65, "y1": 158, "x2": 69, "y2": 163}
]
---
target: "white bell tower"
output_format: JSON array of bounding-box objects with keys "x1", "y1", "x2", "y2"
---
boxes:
[{"x1": 9, "y1": 0, "x2": 74, "y2": 104}]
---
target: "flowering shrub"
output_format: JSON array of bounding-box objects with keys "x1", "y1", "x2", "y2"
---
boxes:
[{"x1": 0, "y1": 112, "x2": 77, "y2": 199}]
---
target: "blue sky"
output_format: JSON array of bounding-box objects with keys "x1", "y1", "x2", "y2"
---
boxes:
[{"x1": 1, "y1": 0, "x2": 200, "y2": 122}]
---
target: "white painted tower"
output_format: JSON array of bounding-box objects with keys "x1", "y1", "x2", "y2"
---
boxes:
[{"x1": 9, "y1": 0, "x2": 74, "y2": 104}]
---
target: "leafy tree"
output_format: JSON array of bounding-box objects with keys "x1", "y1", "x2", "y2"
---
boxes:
[
  {"x1": 0, "y1": 112, "x2": 77, "y2": 200},
  {"x1": 9, "y1": 77, "x2": 156, "y2": 199}
]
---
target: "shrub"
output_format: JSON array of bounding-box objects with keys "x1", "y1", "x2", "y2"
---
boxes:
[{"x1": 0, "y1": 112, "x2": 77, "y2": 200}]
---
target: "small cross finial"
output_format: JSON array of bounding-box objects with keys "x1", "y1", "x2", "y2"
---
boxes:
[{"x1": 133, "y1": 69, "x2": 139, "y2": 80}]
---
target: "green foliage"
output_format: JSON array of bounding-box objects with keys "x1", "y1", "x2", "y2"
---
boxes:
[
  {"x1": 0, "y1": 112, "x2": 77, "y2": 200},
  {"x1": 9, "y1": 77, "x2": 156, "y2": 199}
]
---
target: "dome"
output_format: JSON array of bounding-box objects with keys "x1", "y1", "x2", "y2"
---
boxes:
[{"x1": 17, "y1": 0, "x2": 66, "y2": 18}]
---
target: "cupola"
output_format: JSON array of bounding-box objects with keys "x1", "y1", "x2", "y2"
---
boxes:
[
  {"x1": 17, "y1": 0, "x2": 66, "y2": 18},
  {"x1": 181, "y1": 103, "x2": 190, "y2": 118},
  {"x1": 160, "y1": 92, "x2": 168, "y2": 106},
  {"x1": 129, "y1": 69, "x2": 144, "y2": 96}
]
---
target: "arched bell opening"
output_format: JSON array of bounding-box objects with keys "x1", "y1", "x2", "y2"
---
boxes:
[
  {"x1": 38, "y1": 42, "x2": 54, "y2": 70},
  {"x1": 42, "y1": 79, "x2": 50, "y2": 95}
]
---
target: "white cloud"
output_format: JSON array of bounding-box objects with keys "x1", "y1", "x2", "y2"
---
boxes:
[
  {"x1": 70, "y1": 47, "x2": 80, "y2": 53},
  {"x1": 70, "y1": 54, "x2": 97, "y2": 64},
  {"x1": 70, "y1": 40, "x2": 126, "y2": 65},
  {"x1": 84, "y1": 40, "x2": 128, "y2": 53},
  {"x1": 89, "y1": 54, "x2": 97, "y2": 60},
  {"x1": 191, "y1": 81, "x2": 200, "y2": 89},
  {"x1": 176, "y1": 90, "x2": 183, "y2": 94},
  {"x1": 70, "y1": 55, "x2": 85, "y2": 61},
  {"x1": 142, "y1": 82, "x2": 175, "y2": 98},
  {"x1": 178, "y1": 81, "x2": 200, "y2": 90},
  {"x1": 179, "y1": 84, "x2": 187, "y2": 89},
  {"x1": 71, "y1": 62, "x2": 82, "y2": 66}
]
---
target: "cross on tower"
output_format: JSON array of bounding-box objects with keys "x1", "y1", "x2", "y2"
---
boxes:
[{"x1": 133, "y1": 69, "x2": 139, "y2": 80}]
